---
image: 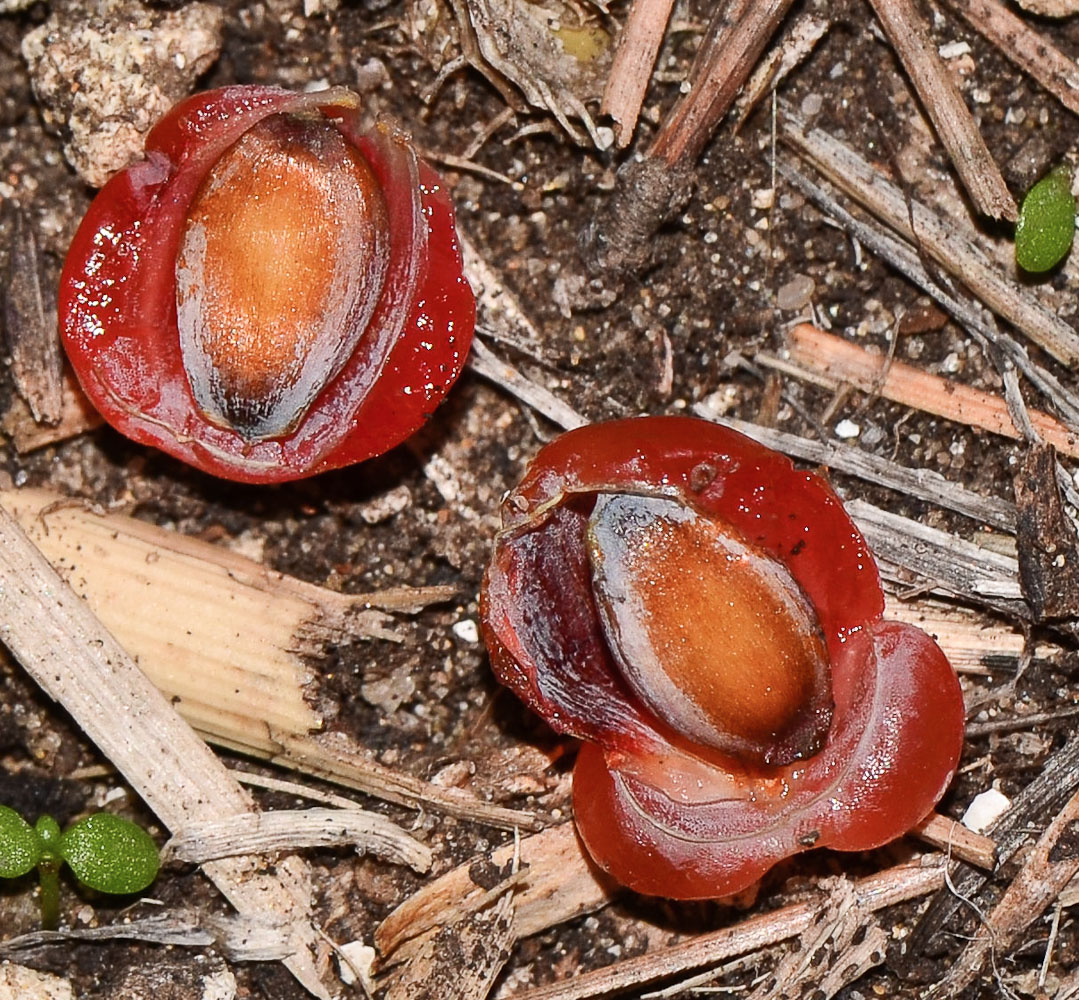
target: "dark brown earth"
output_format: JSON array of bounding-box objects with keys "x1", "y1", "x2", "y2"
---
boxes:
[{"x1": 3, "y1": 0, "x2": 1079, "y2": 998}]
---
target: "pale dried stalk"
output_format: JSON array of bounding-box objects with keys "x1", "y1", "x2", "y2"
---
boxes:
[
  {"x1": 745, "y1": 879, "x2": 885, "y2": 1000},
  {"x1": 267, "y1": 730, "x2": 542, "y2": 831},
  {"x1": 866, "y1": 0, "x2": 1015, "y2": 220},
  {"x1": 0, "y1": 500, "x2": 330, "y2": 999},
  {"x1": 780, "y1": 109, "x2": 1079, "y2": 365},
  {"x1": 850, "y1": 499, "x2": 1024, "y2": 609},
  {"x1": 601, "y1": 0, "x2": 677, "y2": 147},
  {"x1": 882, "y1": 595, "x2": 1041, "y2": 675},
  {"x1": 942, "y1": 0, "x2": 1079, "y2": 116},
  {"x1": 0, "y1": 488, "x2": 540, "y2": 832},
  {"x1": 774, "y1": 323, "x2": 1079, "y2": 459},
  {"x1": 383, "y1": 890, "x2": 516, "y2": 1000},
  {"x1": 936, "y1": 787, "x2": 1079, "y2": 996},
  {"x1": 376, "y1": 822, "x2": 616, "y2": 963},
  {"x1": 0, "y1": 911, "x2": 291, "y2": 961},
  {"x1": 459, "y1": 230, "x2": 543, "y2": 355},
  {"x1": 697, "y1": 410, "x2": 1016, "y2": 531},
  {"x1": 1, "y1": 370, "x2": 101, "y2": 453},
  {"x1": 650, "y1": 0, "x2": 795, "y2": 163},
  {"x1": 504, "y1": 860, "x2": 946, "y2": 1000},
  {"x1": 468, "y1": 337, "x2": 587, "y2": 430},
  {"x1": 4, "y1": 208, "x2": 62, "y2": 424},
  {"x1": 914, "y1": 813, "x2": 997, "y2": 870},
  {"x1": 776, "y1": 160, "x2": 1079, "y2": 427},
  {"x1": 164, "y1": 807, "x2": 432, "y2": 871},
  {"x1": 734, "y1": 14, "x2": 829, "y2": 128},
  {"x1": 377, "y1": 815, "x2": 995, "y2": 968}
]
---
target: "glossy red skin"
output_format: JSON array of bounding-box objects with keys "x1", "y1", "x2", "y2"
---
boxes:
[
  {"x1": 59, "y1": 85, "x2": 475, "y2": 483},
  {"x1": 481, "y1": 416, "x2": 965, "y2": 899}
]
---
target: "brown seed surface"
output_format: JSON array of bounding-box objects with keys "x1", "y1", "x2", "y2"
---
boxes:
[{"x1": 588, "y1": 493, "x2": 833, "y2": 765}]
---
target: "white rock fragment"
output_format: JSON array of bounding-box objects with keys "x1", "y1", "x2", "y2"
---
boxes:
[
  {"x1": 22, "y1": 0, "x2": 224, "y2": 187},
  {"x1": 751, "y1": 187, "x2": 775, "y2": 211},
  {"x1": 452, "y1": 618, "x2": 480, "y2": 644},
  {"x1": 834, "y1": 419, "x2": 860, "y2": 440},
  {"x1": 337, "y1": 941, "x2": 377, "y2": 991},
  {"x1": 961, "y1": 786, "x2": 1011, "y2": 834},
  {"x1": 938, "y1": 41, "x2": 971, "y2": 60},
  {"x1": 358, "y1": 485, "x2": 412, "y2": 525}
]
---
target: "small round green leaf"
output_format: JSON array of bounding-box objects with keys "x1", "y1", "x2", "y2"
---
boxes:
[
  {"x1": 0, "y1": 805, "x2": 42, "y2": 878},
  {"x1": 59, "y1": 814, "x2": 159, "y2": 894},
  {"x1": 1016, "y1": 163, "x2": 1076, "y2": 273}
]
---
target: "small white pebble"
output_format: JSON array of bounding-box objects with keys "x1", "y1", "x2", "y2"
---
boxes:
[
  {"x1": 961, "y1": 787, "x2": 1011, "y2": 833},
  {"x1": 337, "y1": 941, "x2": 376, "y2": 991},
  {"x1": 752, "y1": 187, "x2": 775, "y2": 210},
  {"x1": 835, "y1": 419, "x2": 860, "y2": 440},
  {"x1": 938, "y1": 40, "x2": 971, "y2": 59},
  {"x1": 452, "y1": 619, "x2": 480, "y2": 644}
]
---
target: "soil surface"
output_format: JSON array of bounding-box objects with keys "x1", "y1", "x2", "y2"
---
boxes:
[{"x1": 3, "y1": 1, "x2": 1079, "y2": 998}]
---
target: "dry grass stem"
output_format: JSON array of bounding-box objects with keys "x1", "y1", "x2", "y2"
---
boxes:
[
  {"x1": 469, "y1": 336, "x2": 587, "y2": 430},
  {"x1": 772, "y1": 323, "x2": 1079, "y2": 459},
  {"x1": 777, "y1": 160, "x2": 1079, "y2": 427},
  {"x1": 266, "y1": 730, "x2": 542, "y2": 831},
  {"x1": 377, "y1": 813, "x2": 992, "y2": 973},
  {"x1": 1, "y1": 370, "x2": 101, "y2": 453},
  {"x1": 696, "y1": 410, "x2": 1017, "y2": 531},
  {"x1": 503, "y1": 860, "x2": 946, "y2": 1000},
  {"x1": 746, "y1": 879, "x2": 887, "y2": 1000},
  {"x1": 913, "y1": 814, "x2": 997, "y2": 870},
  {"x1": 0, "y1": 499, "x2": 331, "y2": 998},
  {"x1": 376, "y1": 822, "x2": 616, "y2": 964},
  {"x1": 163, "y1": 807, "x2": 432, "y2": 871},
  {"x1": 3, "y1": 207, "x2": 62, "y2": 425},
  {"x1": 650, "y1": 0, "x2": 795, "y2": 164},
  {"x1": 935, "y1": 787, "x2": 1079, "y2": 996},
  {"x1": 382, "y1": 891, "x2": 516, "y2": 1000},
  {"x1": 849, "y1": 499, "x2": 1025, "y2": 613},
  {"x1": 942, "y1": 0, "x2": 1079, "y2": 116},
  {"x1": 734, "y1": 14, "x2": 829, "y2": 128},
  {"x1": 866, "y1": 0, "x2": 1015, "y2": 220},
  {"x1": 0, "y1": 911, "x2": 295, "y2": 961},
  {"x1": 882, "y1": 595, "x2": 1044, "y2": 675},
  {"x1": 601, "y1": 0, "x2": 677, "y2": 146},
  {"x1": 906, "y1": 731, "x2": 1079, "y2": 975},
  {"x1": 0, "y1": 487, "x2": 539, "y2": 832},
  {"x1": 459, "y1": 231, "x2": 543, "y2": 356},
  {"x1": 781, "y1": 109, "x2": 1079, "y2": 365}
]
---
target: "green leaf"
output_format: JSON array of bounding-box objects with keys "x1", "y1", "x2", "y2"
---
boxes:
[
  {"x1": 0, "y1": 805, "x2": 42, "y2": 878},
  {"x1": 1016, "y1": 164, "x2": 1076, "y2": 273},
  {"x1": 59, "y1": 814, "x2": 159, "y2": 894}
]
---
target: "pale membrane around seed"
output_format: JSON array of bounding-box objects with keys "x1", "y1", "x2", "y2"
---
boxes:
[{"x1": 587, "y1": 493, "x2": 831, "y2": 762}]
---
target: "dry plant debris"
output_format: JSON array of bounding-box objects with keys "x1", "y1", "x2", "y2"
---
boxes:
[{"x1": 5, "y1": 0, "x2": 1079, "y2": 998}]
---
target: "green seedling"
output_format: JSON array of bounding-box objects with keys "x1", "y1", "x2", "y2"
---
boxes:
[
  {"x1": 0, "y1": 805, "x2": 159, "y2": 928},
  {"x1": 1016, "y1": 163, "x2": 1076, "y2": 273}
]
